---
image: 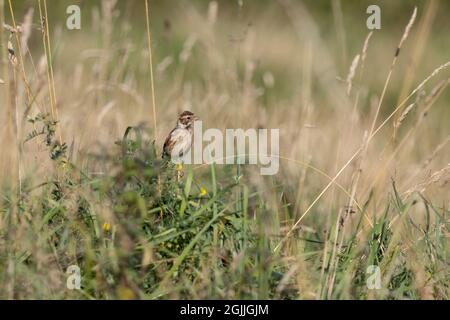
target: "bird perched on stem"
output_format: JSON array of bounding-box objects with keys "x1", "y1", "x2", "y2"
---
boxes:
[{"x1": 162, "y1": 110, "x2": 198, "y2": 161}]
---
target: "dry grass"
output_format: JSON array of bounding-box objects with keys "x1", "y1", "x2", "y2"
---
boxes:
[{"x1": 0, "y1": 1, "x2": 448, "y2": 299}]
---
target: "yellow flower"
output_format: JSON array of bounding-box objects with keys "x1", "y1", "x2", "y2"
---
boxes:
[
  {"x1": 102, "y1": 222, "x2": 111, "y2": 232},
  {"x1": 116, "y1": 286, "x2": 136, "y2": 300},
  {"x1": 60, "y1": 158, "x2": 68, "y2": 169},
  {"x1": 175, "y1": 163, "x2": 183, "y2": 171},
  {"x1": 199, "y1": 187, "x2": 208, "y2": 197}
]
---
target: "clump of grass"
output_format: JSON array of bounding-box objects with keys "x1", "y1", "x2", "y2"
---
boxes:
[
  {"x1": 0, "y1": 1, "x2": 449, "y2": 300},
  {"x1": 1, "y1": 123, "x2": 447, "y2": 299}
]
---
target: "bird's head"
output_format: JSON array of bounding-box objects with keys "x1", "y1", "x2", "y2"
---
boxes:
[{"x1": 177, "y1": 110, "x2": 198, "y2": 129}]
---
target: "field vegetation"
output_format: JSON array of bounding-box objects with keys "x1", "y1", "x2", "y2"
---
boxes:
[{"x1": 0, "y1": 0, "x2": 448, "y2": 299}]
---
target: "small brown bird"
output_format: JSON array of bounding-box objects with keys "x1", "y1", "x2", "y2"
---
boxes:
[{"x1": 162, "y1": 111, "x2": 198, "y2": 160}]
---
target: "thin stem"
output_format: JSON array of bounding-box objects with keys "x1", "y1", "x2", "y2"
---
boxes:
[
  {"x1": 144, "y1": 0, "x2": 158, "y2": 144},
  {"x1": 40, "y1": 0, "x2": 62, "y2": 144}
]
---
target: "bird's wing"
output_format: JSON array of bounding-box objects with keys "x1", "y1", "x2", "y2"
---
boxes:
[{"x1": 163, "y1": 128, "x2": 190, "y2": 157}]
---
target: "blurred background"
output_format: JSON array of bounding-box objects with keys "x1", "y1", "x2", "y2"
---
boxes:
[
  {"x1": 2, "y1": 0, "x2": 448, "y2": 200},
  {"x1": 0, "y1": 0, "x2": 448, "y2": 300}
]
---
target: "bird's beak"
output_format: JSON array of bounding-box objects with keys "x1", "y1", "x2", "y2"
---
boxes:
[{"x1": 194, "y1": 116, "x2": 199, "y2": 121}]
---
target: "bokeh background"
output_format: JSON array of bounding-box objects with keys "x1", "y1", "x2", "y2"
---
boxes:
[
  {"x1": 3, "y1": 0, "x2": 449, "y2": 189},
  {"x1": 0, "y1": 0, "x2": 448, "y2": 299}
]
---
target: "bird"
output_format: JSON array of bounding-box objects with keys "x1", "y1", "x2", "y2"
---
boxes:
[{"x1": 162, "y1": 110, "x2": 198, "y2": 160}]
